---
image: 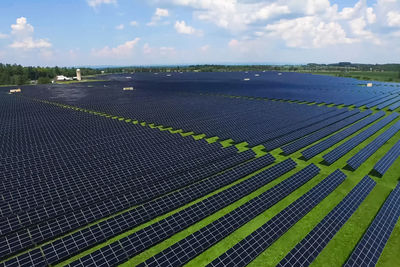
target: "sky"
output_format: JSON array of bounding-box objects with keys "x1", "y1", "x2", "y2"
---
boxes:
[{"x1": 0, "y1": 0, "x2": 400, "y2": 66}]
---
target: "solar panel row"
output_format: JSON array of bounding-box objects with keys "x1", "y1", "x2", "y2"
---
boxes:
[
  {"x1": 65, "y1": 159, "x2": 298, "y2": 267},
  {"x1": 323, "y1": 113, "x2": 399, "y2": 165},
  {"x1": 365, "y1": 95, "x2": 398, "y2": 109},
  {"x1": 347, "y1": 121, "x2": 400, "y2": 171},
  {"x1": 282, "y1": 110, "x2": 371, "y2": 155},
  {"x1": 264, "y1": 110, "x2": 357, "y2": 151},
  {"x1": 207, "y1": 170, "x2": 346, "y2": 267},
  {"x1": 0, "y1": 151, "x2": 255, "y2": 260},
  {"x1": 136, "y1": 164, "x2": 321, "y2": 267},
  {"x1": 376, "y1": 96, "x2": 400, "y2": 110},
  {"x1": 302, "y1": 111, "x2": 384, "y2": 160},
  {"x1": 373, "y1": 140, "x2": 400, "y2": 176},
  {"x1": 344, "y1": 182, "x2": 400, "y2": 267},
  {"x1": 31, "y1": 154, "x2": 276, "y2": 265},
  {"x1": 388, "y1": 101, "x2": 400, "y2": 111},
  {"x1": 247, "y1": 107, "x2": 340, "y2": 146},
  {"x1": 277, "y1": 176, "x2": 376, "y2": 267}
]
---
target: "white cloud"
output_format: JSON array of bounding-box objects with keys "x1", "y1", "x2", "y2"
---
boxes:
[
  {"x1": 174, "y1": 20, "x2": 200, "y2": 35},
  {"x1": 387, "y1": 11, "x2": 400, "y2": 26},
  {"x1": 11, "y1": 17, "x2": 34, "y2": 37},
  {"x1": 305, "y1": 0, "x2": 331, "y2": 15},
  {"x1": 9, "y1": 17, "x2": 52, "y2": 50},
  {"x1": 200, "y1": 45, "x2": 210, "y2": 52},
  {"x1": 87, "y1": 0, "x2": 116, "y2": 8},
  {"x1": 130, "y1": 21, "x2": 139, "y2": 27},
  {"x1": 266, "y1": 16, "x2": 355, "y2": 48},
  {"x1": 155, "y1": 8, "x2": 169, "y2": 17},
  {"x1": 10, "y1": 38, "x2": 52, "y2": 49},
  {"x1": 147, "y1": 8, "x2": 170, "y2": 26},
  {"x1": 366, "y1": 7, "x2": 377, "y2": 24},
  {"x1": 142, "y1": 43, "x2": 176, "y2": 56},
  {"x1": 92, "y1": 38, "x2": 140, "y2": 57},
  {"x1": 160, "y1": 46, "x2": 175, "y2": 55},
  {"x1": 0, "y1": 33, "x2": 8, "y2": 39},
  {"x1": 168, "y1": 0, "x2": 290, "y2": 32},
  {"x1": 228, "y1": 39, "x2": 240, "y2": 47},
  {"x1": 349, "y1": 16, "x2": 379, "y2": 43},
  {"x1": 143, "y1": 43, "x2": 152, "y2": 54},
  {"x1": 115, "y1": 24, "x2": 124, "y2": 30}
]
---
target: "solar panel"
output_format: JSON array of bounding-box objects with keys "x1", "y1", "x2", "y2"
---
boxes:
[
  {"x1": 344, "y1": 182, "x2": 400, "y2": 267},
  {"x1": 373, "y1": 140, "x2": 400, "y2": 176},
  {"x1": 302, "y1": 111, "x2": 384, "y2": 160},
  {"x1": 265, "y1": 110, "x2": 358, "y2": 151},
  {"x1": 347, "y1": 121, "x2": 400, "y2": 171},
  {"x1": 388, "y1": 101, "x2": 400, "y2": 111},
  {"x1": 377, "y1": 96, "x2": 400, "y2": 110},
  {"x1": 282, "y1": 110, "x2": 371, "y2": 155},
  {"x1": 323, "y1": 113, "x2": 399, "y2": 165},
  {"x1": 66, "y1": 159, "x2": 297, "y2": 267},
  {"x1": 277, "y1": 176, "x2": 375, "y2": 266},
  {"x1": 36, "y1": 154, "x2": 276, "y2": 265},
  {"x1": 207, "y1": 170, "x2": 346, "y2": 267},
  {"x1": 365, "y1": 95, "x2": 398, "y2": 109}
]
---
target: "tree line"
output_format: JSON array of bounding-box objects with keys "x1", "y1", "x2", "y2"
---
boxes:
[
  {"x1": 0, "y1": 63, "x2": 102, "y2": 86},
  {"x1": 1, "y1": 63, "x2": 400, "y2": 86}
]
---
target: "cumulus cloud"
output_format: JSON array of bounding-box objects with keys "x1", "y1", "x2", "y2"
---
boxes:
[
  {"x1": 200, "y1": 44, "x2": 210, "y2": 52},
  {"x1": 87, "y1": 0, "x2": 116, "y2": 8},
  {"x1": 9, "y1": 17, "x2": 52, "y2": 50},
  {"x1": 115, "y1": 24, "x2": 124, "y2": 30},
  {"x1": 387, "y1": 11, "x2": 400, "y2": 26},
  {"x1": 147, "y1": 8, "x2": 170, "y2": 26},
  {"x1": 174, "y1": 20, "x2": 200, "y2": 35},
  {"x1": 92, "y1": 38, "x2": 140, "y2": 57},
  {"x1": 142, "y1": 43, "x2": 176, "y2": 56},
  {"x1": 130, "y1": 21, "x2": 139, "y2": 27},
  {"x1": 168, "y1": 0, "x2": 290, "y2": 32},
  {"x1": 266, "y1": 16, "x2": 355, "y2": 48}
]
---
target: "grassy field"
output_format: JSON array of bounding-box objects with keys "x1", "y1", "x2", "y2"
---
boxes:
[{"x1": 303, "y1": 71, "x2": 400, "y2": 83}]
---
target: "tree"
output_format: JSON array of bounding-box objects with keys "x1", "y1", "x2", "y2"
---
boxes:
[{"x1": 37, "y1": 76, "x2": 51, "y2": 84}]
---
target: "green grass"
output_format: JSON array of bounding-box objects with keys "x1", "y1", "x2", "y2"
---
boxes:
[{"x1": 304, "y1": 71, "x2": 400, "y2": 83}]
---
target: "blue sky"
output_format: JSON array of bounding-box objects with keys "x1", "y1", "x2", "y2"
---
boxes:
[{"x1": 0, "y1": 0, "x2": 399, "y2": 66}]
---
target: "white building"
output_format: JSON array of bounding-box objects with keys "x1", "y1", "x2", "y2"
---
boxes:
[
  {"x1": 76, "y1": 69, "x2": 82, "y2": 81},
  {"x1": 56, "y1": 75, "x2": 72, "y2": 81}
]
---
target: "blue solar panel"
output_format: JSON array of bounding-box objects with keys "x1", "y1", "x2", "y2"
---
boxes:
[
  {"x1": 344, "y1": 182, "x2": 400, "y2": 267},
  {"x1": 373, "y1": 140, "x2": 400, "y2": 176},
  {"x1": 323, "y1": 113, "x2": 399, "y2": 165},
  {"x1": 302, "y1": 111, "x2": 384, "y2": 160},
  {"x1": 347, "y1": 121, "x2": 400, "y2": 171},
  {"x1": 277, "y1": 176, "x2": 375, "y2": 266},
  {"x1": 66, "y1": 159, "x2": 298, "y2": 267},
  {"x1": 207, "y1": 170, "x2": 346, "y2": 267},
  {"x1": 282, "y1": 110, "x2": 371, "y2": 155}
]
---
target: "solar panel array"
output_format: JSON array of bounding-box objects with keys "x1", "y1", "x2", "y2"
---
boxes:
[
  {"x1": 323, "y1": 112, "x2": 399, "y2": 165},
  {"x1": 373, "y1": 140, "x2": 400, "y2": 176},
  {"x1": 1, "y1": 71, "x2": 400, "y2": 266},
  {"x1": 347, "y1": 121, "x2": 400, "y2": 171},
  {"x1": 389, "y1": 101, "x2": 400, "y2": 111},
  {"x1": 277, "y1": 176, "x2": 376, "y2": 267},
  {"x1": 344, "y1": 182, "x2": 400, "y2": 267},
  {"x1": 302, "y1": 111, "x2": 384, "y2": 160},
  {"x1": 137, "y1": 164, "x2": 321, "y2": 267},
  {"x1": 282, "y1": 110, "x2": 371, "y2": 155},
  {"x1": 376, "y1": 96, "x2": 400, "y2": 110},
  {"x1": 66, "y1": 159, "x2": 298, "y2": 267},
  {"x1": 207, "y1": 170, "x2": 346, "y2": 267}
]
